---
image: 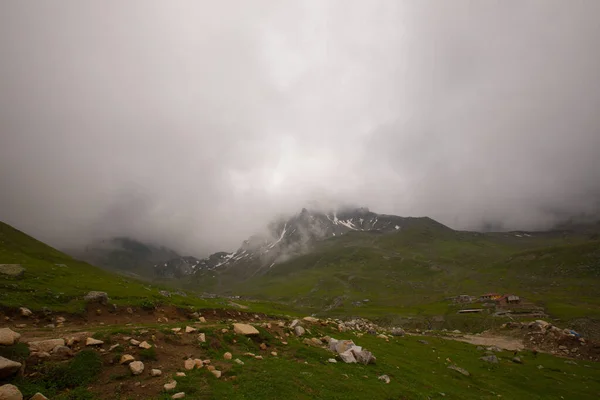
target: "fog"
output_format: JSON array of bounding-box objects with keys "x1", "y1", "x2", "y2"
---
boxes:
[{"x1": 1, "y1": 1, "x2": 600, "y2": 256}]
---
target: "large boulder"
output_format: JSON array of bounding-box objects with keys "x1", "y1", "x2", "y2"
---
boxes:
[
  {"x1": 294, "y1": 326, "x2": 306, "y2": 337},
  {"x1": 335, "y1": 340, "x2": 356, "y2": 354},
  {"x1": 353, "y1": 349, "x2": 376, "y2": 365},
  {"x1": 0, "y1": 264, "x2": 24, "y2": 278},
  {"x1": 0, "y1": 329, "x2": 20, "y2": 346},
  {"x1": 339, "y1": 349, "x2": 357, "y2": 363},
  {"x1": 232, "y1": 323, "x2": 259, "y2": 336},
  {"x1": 0, "y1": 384, "x2": 22, "y2": 400},
  {"x1": 0, "y1": 356, "x2": 22, "y2": 379},
  {"x1": 83, "y1": 291, "x2": 109, "y2": 305},
  {"x1": 129, "y1": 361, "x2": 144, "y2": 375},
  {"x1": 28, "y1": 339, "x2": 65, "y2": 353}
]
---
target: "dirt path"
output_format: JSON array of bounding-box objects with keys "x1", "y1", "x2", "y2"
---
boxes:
[{"x1": 442, "y1": 332, "x2": 525, "y2": 351}]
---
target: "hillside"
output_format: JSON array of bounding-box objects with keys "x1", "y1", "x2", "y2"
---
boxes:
[
  {"x1": 183, "y1": 212, "x2": 600, "y2": 325},
  {"x1": 0, "y1": 221, "x2": 236, "y2": 313},
  {"x1": 64, "y1": 237, "x2": 183, "y2": 280}
]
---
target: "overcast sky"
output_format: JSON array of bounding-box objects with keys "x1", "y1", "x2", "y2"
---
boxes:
[{"x1": 1, "y1": 1, "x2": 600, "y2": 255}]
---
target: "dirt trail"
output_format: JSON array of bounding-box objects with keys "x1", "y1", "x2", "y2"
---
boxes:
[{"x1": 450, "y1": 333, "x2": 525, "y2": 351}]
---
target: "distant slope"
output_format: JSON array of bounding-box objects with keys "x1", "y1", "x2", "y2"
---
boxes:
[
  {"x1": 186, "y1": 215, "x2": 600, "y2": 321},
  {"x1": 65, "y1": 237, "x2": 182, "y2": 279},
  {"x1": 0, "y1": 221, "x2": 220, "y2": 312}
]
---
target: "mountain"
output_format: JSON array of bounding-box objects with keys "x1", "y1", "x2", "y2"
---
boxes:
[
  {"x1": 158, "y1": 207, "x2": 435, "y2": 280},
  {"x1": 65, "y1": 237, "x2": 182, "y2": 279}
]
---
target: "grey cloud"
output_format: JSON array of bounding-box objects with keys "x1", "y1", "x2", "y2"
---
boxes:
[{"x1": 1, "y1": 1, "x2": 599, "y2": 256}]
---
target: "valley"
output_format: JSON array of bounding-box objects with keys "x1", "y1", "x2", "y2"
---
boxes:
[{"x1": 1, "y1": 211, "x2": 600, "y2": 399}]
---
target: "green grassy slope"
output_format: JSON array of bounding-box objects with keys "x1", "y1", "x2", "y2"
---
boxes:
[
  {"x1": 194, "y1": 221, "x2": 600, "y2": 321},
  {"x1": 0, "y1": 221, "x2": 228, "y2": 312}
]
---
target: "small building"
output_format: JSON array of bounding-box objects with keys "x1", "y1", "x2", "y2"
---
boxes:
[
  {"x1": 496, "y1": 295, "x2": 520, "y2": 305},
  {"x1": 479, "y1": 293, "x2": 502, "y2": 302}
]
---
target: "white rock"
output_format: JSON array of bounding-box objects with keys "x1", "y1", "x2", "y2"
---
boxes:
[
  {"x1": 138, "y1": 341, "x2": 152, "y2": 349},
  {"x1": 234, "y1": 358, "x2": 244, "y2": 365},
  {"x1": 198, "y1": 333, "x2": 206, "y2": 343},
  {"x1": 29, "y1": 393, "x2": 48, "y2": 400},
  {"x1": 0, "y1": 384, "x2": 22, "y2": 400},
  {"x1": 150, "y1": 369, "x2": 162, "y2": 377},
  {"x1": 184, "y1": 358, "x2": 196, "y2": 370},
  {"x1": 0, "y1": 328, "x2": 20, "y2": 346},
  {"x1": 164, "y1": 381, "x2": 177, "y2": 391},
  {"x1": 224, "y1": 352, "x2": 232, "y2": 360},
  {"x1": 130, "y1": 339, "x2": 140, "y2": 346},
  {"x1": 294, "y1": 326, "x2": 306, "y2": 337},
  {"x1": 339, "y1": 349, "x2": 357, "y2": 363},
  {"x1": 378, "y1": 374, "x2": 391, "y2": 384},
  {"x1": 176, "y1": 372, "x2": 186, "y2": 377},
  {"x1": 199, "y1": 317, "x2": 206, "y2": 323},
  {"x1": 28, "y1": 339, "x2": 65, "y2": 352},
  {"x1": 129, "y1": 361, "x2": 144, "y2": 375},
  {"x1": 172, "y1": 393, "x2": 185, "y2": 399},
  {"x1": 185, "y1": 326, "x2": 196, "y2": 333},
  {"x1": 233, "y1": 323, "x2": 259, "y2": 335},
  {"x1": 86, "y1": 337, "x2": 104, "y2": 346},
  {"x1": 211, "y1": 370, "x2": 222, "y2": 378},
  {"x1": 327, "y1": 358, "x2": 337, "y2": 363},
  {"x1": 119, "y1": 354, "x2": 135, "y2": 364}
]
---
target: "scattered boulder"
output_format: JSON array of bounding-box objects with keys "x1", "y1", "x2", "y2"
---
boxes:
[
  {"x1": 354, "y1": 349, "x2": 376, "y2": 365},
  {"x1": 30, "y1": 393, "x2": 48, "y2": 400},
  {"x1": 259, "y1": 343, "x2": 267, "y2": 350},
  {"x1": 224, "y1": 352, "x2": 232, "y2": 360},
  {"x1": 391, "y1": 328, "x2": 405, "y2": 336},
  {"x1": 194, "y1": 359, "x2": 203, "y2": 369},
  {"x1": 139, "y1": 341, "x2": 152, "y2": 349},
  {"x1": 86, "y1": 338, "x2": 104, "y2": 346},
  {"x1": 303, "y1": 317, "x2": 319, "y2": 323},
  {"x1": 55, "y1": 316, "x2": 66, "y2": 324},
  {"x1": 198, "y1": 333, "x2": 206, "y2": 343},
  {"x1": 28, "y1": 339, "x2": 65, "y2": 353},
  {"x1": 512, "y1": 357, "x2": 523, "y2": 364},
  {"x1": 164, "y1": 381, "x2": 177, "y2": 391},
  {"x1": 129, "y1": 361, "x2": 144, "y2": 375},
  {"x1": 418, "y1": 340, "x2": 429, "y2": 345},
  {"x1": 480, "y1": 355, "x2": 499, "y2": 364},
  {"x1": 0, "y1": 329, "x2": 20, "y2": 346},
  {"x1": 0, "y1": 264, "x2": 25, "y2": 278},
  {"x1": 199, "y1": 317, "x2": 207, "y2": 323},
  {"x1": 339, "y1": 349, "x2": 357, "y2": 363},
  {"x1": 0, "y1": 384, "x2": 22, "y2": 400},
  {"x1": 150, "y1": 369, "x2": 162, "y2": 377},
  {"x1": 310, "y1": 338, "x2": 323, "y2": 346},
  {"x1": 19, "y1": 308, "x2": 32, "y2": 317},
  {"x1": 271, "y1": 351, "x2": 278, "y2": 356},
  {"x1": 234, "y1": 358, "x2": 244, "y2": 365},
  {"x1": 184, "y1": 358, "x2": 196, "y2": 370},
  {"x1": 171, "y1": 328, "x2": 182, "y2": 333},
  {"x1": 129, "y1": 339, "x2": 140, "y2": 346},
  {"x1": 327, "y1": 358, "x2": 337, "y2": 363},
  {"x1": 176, "y1": 372, "x2": 186, "y2": 377},
  {"x1": 378, "y1": 375, "x2": 391, "y2": 384},
  {"x1": 52, "y1": 346, "x2": 73, "y2": 359},
  {"x1": 294, "y1": 326, "x2": 306, "y2": 337},
  {"x1": 233, "y1": 323, "x2": 259, "y2": 335},
  {"x1": 335, "y1": 340, "x2": 355, "y2": 354},
  {"x1": 83, "y1": 291, "x2": 109, "y2": 305},
  {"x1": 185, "y1": 326, "x2": 196, "y2": 333},
  {"x1": 211, "y1": 370, "x2": 222, "y2": 378},
  {"x1": 448, "y1": 364, "x2": 470, "y2": 376},
  {"x1": 120, "y1": 354, "x2": 135, "y2": 365},
  {"x1": 172, "y1": 393, "x2": 185, "y2": 399},
  {"x1": 0, "y1": 356, "x2": 22, "y2": 379}
]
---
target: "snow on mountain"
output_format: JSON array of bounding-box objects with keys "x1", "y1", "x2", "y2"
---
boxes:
[{"x1": 156, "y1": 207, "x2": 410, "y2": 278}]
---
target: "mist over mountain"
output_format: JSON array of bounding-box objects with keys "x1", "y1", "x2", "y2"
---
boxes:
[{"x1": 1, "y1": 1, "x2": 600, "y2": 255}]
